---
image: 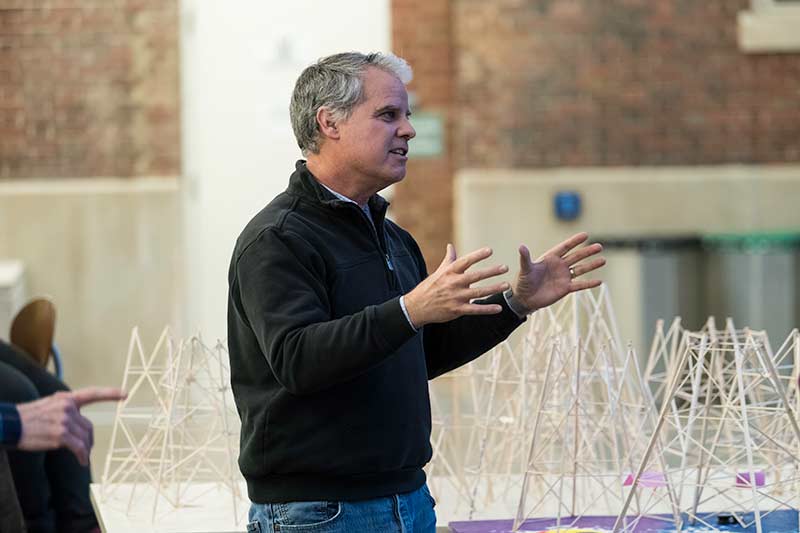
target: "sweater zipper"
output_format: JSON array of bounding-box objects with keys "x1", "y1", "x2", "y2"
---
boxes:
[{"x1": 351, "y1": 205, "x2": 398, "y2": 288}]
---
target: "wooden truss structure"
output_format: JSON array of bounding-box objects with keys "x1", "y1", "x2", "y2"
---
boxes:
[
  {"x1": 99, "y1": 327, "x2": 243, "y2": 524},
  {"x1": 429, "y1": 286, "x2": 800, "y2": 533},
  {"x1": 512, "y1": 287, "x2": 668, "y2": 532},
  {"x1": 618, "y1": 318, "x2": 800, "y2": 533},
  {"x1": 428, "y1": 287, "x2": 666, "y2": 528},
  {"x1": 427, "y1": 338, "x2": 536, "y2": 520}
]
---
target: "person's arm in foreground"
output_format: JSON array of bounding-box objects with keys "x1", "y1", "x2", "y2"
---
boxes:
[
  {"x1": 8, "y1": 387, "x2": 126, "y2": 465},
  {"x1": 404, "y1": 232, "x2": 605, "y2": 377}
]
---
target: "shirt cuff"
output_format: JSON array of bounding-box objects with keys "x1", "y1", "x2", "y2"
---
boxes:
[
  {"x1": 0, "y1": 403, "x2": 22, "y2": 448},
  {"x1": 503, "y1": 288, "x2": 531, "y2": 318},
  {"x1": 398, "y1": 295, "x2": 418, "y2": 331}
]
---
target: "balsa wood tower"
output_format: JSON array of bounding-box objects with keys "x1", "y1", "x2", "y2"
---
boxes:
[
  {"x1": 618, "y1": 319, "x2": 800, "y2": 533},
  {"x1": 428, "y1": 287, "x2": 666, "y2": 529},
  {"x1": 512, "y1": 287, "x2": 669, "y2": 532},
  {"x1": 100, "y1": 327, "x2": 243, "y2": 524}
]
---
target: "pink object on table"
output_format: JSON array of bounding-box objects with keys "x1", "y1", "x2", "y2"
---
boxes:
[
  {"x1": 735, "y1": 470, "x2": 765, "y2": 487},
  {"x1": 623, "y1": 471, "x2": 667, "y2": 487}
]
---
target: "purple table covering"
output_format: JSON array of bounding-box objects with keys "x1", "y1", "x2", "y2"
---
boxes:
[{"x1": 449, "y1": 509, "x2": 799, "y2": 532}]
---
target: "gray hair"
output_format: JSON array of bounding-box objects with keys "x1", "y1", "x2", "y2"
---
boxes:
[{"x1": 290, "y1": 52, "x2": 413, "y2": 156}]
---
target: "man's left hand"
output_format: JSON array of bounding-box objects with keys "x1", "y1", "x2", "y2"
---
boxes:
[{"x1": 511, "y1": 232, "x2": 605, "y2": 314}]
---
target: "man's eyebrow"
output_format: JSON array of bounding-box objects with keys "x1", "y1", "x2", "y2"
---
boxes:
[
  {"x1": 374, "y1": 105, "x2": 412, "y2": 116},
  {"x1": 374, "y1": 105, "x2": 399, "y2": 114}
]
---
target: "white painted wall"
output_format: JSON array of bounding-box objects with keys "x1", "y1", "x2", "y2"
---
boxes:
[{"x1": 180, "y1": 1, "x2": 390, "y2": 339}]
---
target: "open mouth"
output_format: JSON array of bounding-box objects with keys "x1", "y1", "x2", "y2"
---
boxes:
[{"x1": 389, "y1": 148, "x2": 408, "y2": 157}]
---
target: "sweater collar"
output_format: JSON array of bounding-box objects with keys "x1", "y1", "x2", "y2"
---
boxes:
[{"x1": 288, "y1": 160, "x2": 390, "y2": 216}]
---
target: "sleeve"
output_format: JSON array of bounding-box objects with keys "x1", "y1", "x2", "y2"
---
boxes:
[
  {"x1": 0, "y1": 403, "x2": 21, "y2": 448},
  {"x1": 423, "y1": 293, "x2": 527, "y2": 379},
  {"x1": 230, "y1": 228, "x2": 418, "y2": 395},
  {"x1": 400, "y1": 234, "x2": 527, "y2": 380}
]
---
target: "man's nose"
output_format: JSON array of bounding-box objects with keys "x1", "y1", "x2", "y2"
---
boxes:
[{"x1": 399, "y1": 117, "x2": 416, "y2": 139}]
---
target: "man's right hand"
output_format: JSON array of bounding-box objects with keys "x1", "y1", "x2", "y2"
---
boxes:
[
  {"x1": 403, "y1": 244, "x2": 510, "y2": 328},
  {"x1": 16, "y1": 387, "x2": 127, "y2": 465}
]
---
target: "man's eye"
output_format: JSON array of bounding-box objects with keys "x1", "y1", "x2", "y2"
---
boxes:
[{"x1": 381, "y1": 111, "x2": 396, "y2": 119}]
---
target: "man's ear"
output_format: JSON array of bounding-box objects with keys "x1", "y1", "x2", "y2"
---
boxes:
[{"x1": 315, "y1": 107, "x2": 341, "y2": 141}]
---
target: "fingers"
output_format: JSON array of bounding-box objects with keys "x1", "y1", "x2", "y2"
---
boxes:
[
  {"x1": 568, "y1": 256, "x2": 606, "y2": 278},
  {"x1": 52, "y1": 398, "x2": 92, "y2": 465},
  {"x1": 72, "y1": 387, "x2": 127, "y2": 408},
  {"x1": 518, "y1": 245, "x2": 532, "y2": 274},
  {"x1": 467, "y1": 281, "x2": 510, "y2": 300},
  {"x1": 570, "y1": 278, "x2": 603, "y2": 292},
  {"x1": 75, "y1": 412, "x2": 94, "y2": 449},
  {"x1": 538, "y1": 232, "x2": 589, "y2": 261},
  {"x1": 450, "y1": 247, "x2": 494, "y2": 274},
  {"x1": 406, "y1": 243, "x2": 511, "y2": 325},
  {"x1": 563, "y1": 242, "x2": 603, "y2": 266},
  {"x1": 439, "y1": 243, "x2": 457, "y2": 268},
  {"x1": 16, "y1": 392, "x2": 98, "y2": 463},
  {"x1": 58, "y1": 388, "x2": 122, "y2": 464},
  {"x1": 62, "y1": 426, "x2": 90, "y2": 466},
  {"x1": 63, "y1": 400, "x2": 91, "y2": 463},
  {"x1": 458, "y1": 303, "x2": 503, "y2": 316},
  {"x1": 463, "y1": 264, "x2": 509, "y2": 285}
]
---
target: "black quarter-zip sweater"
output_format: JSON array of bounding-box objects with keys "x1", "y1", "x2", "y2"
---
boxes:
[{"x1": 227, "y1": 161, "x2": 525, "y2": 503}]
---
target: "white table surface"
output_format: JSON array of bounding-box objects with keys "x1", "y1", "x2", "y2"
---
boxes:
[{"x1": 90, "y1": 482, "x2": 249, "y2": 533}]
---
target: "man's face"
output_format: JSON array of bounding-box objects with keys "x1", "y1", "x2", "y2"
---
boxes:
[{"x1": 333, "y1": 67, "x2": 416, "y2": 193}]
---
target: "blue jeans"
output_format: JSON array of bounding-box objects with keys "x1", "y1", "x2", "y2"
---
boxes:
[{"x1": 247, "y1": 484, "x2": 437, "y2": 533}]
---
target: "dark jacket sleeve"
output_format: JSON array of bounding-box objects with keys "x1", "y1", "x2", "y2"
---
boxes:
[
  {"x1": 423, "y1": 293, "x2": 526, "y2": 379},
  {"x1": 230, "y1": 228, "x2": 418, "y2": 395},
  {"x1": 401, "y1": 235, "x2": 526, "y2": 379},
  {"x1": 0, "y1": 403, "x2": 21, "y2": 448}
]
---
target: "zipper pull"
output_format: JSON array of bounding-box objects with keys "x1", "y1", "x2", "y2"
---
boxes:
[{"x1": 385, "y1": 254, "x2": 394, "y2": 271}]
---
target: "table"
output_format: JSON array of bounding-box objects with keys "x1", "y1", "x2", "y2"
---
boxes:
[
  {"x1": 449, "y1": 509, "x2": 800, "y2": 532},
  {"x1": 90, "y1": 482, "x2": 249, "y2": 533}
]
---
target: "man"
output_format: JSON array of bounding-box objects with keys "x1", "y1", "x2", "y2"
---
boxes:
[{"x1": 228, "y1": 52, "x2": 605, "y2": 533}]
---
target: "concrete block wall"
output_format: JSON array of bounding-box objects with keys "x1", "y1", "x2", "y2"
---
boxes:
[{"x1": 455, "y1": 164, "x2": 800, "y2": 353}]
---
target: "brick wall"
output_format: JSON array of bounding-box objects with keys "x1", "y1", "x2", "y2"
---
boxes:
[
  {"x1": 454, "y1": 0, "x2": 800, "y2": 168},
  {"x1": 392, "y1": 0, "x2": 800, "y2": 264},
  {"x1": 391, "y1": 0, "x2": 455, "y2": 270},
  {"x1": 0, "y1": 0, "x2": 180, "y2": 178}
]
